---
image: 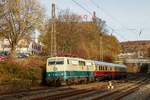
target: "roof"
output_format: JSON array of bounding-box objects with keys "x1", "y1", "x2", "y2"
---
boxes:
[
  {"x1": 47, "y1": 56, "x2": 85, "y2": 61},
  {"x1": 94, "y1": 61, "x2": 126, "y2": 68},
  {"x1": 121, "y1": 40, "x2": 150, "y2": 45},
  {"x1": 47, "y1": 57, "x2": 126, "y2": 68}
]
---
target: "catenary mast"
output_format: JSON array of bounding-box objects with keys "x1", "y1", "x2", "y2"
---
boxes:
[{"x1": 51, "y1": 0, "x2": 57, "y2": 57}]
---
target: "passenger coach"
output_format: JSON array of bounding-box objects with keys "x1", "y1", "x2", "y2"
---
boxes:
[{"x1": 94, "y1": 61, "x2": 127, "y2": 80}]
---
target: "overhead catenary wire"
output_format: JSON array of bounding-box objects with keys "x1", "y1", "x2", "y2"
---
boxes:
[
  {"x1": 72, "y1": 0, "x2": 92, "y2": 15},
  {"x1": 71, "y1": 0, "x2": 127, "y2": 42},
  {"x1": 90, "y1": 0, "x2": 146, "y2": 41},
  {"x1": 76, "y1": 1, "x2": 148, "y2": 39},
  {"x1": 71, "y1": 0, "x2": 93, "y2": 16},
  {"x1": 90, "y1": 0, "x2": 133, "y2": 31},
  {"x1": 71, "y1": 0, "x2": 104, "y2": 61},
  {"x1": 105, "y1": 24, "x2": 127, "y2": 41},
  {"x1": 72, "y1": 0, "x2": 127, "y2": 41}
]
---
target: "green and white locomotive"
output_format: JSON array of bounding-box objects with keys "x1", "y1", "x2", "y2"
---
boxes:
[{"x1": 46, "y1": 57, "x2": 95, "y2": 86}]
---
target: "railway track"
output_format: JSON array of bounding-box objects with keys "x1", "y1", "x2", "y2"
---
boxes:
[
  {"x1": 0, "y1": 86, "x2": 74, "y2": 100},
  {"x1": 0, "y1": 81, "x2": 107, "y2": 100},
  {"x1": 35, "y1": 88, "x2": 94, "y2": 100},
  {"x1": 91, "y1": 78, "x2": 149, "y2": 100},
  {"x1": 61, "y1": 78, "x2": 147, "y2": 100},
  {"x1": 0, "y1": 75, "x2": 147, "y2": 100},
  {"x1": 36, "y1": 79, "x2": 145, "y2": 100}
]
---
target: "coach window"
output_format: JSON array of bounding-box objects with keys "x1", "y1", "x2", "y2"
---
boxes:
[
  {"x1": 104, "y1": 66, "x2": 106, "y2": 70},
  {"x1": 95, "y1": 66, "x2": 97, "y2": 70},
  {"x1": 97, "y1": 66, "x2": 99, "y2": 71},
  {"x1": 102, "y1": 66, "x2": 104, "y2": 70},
  {"x1": 99, "y1": 66, "x2": 101, "y2": 71},
  {"x1": 70, "y1": 60, "x2": 79, "y2": 65},
  {"x1": 110, "y1": 67, "x2": 112, "y2": 71}
]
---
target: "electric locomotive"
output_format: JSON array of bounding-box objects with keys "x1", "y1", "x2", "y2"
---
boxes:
[{"x1": 46, "y1": 57, "x2": 94, "y2": 85}]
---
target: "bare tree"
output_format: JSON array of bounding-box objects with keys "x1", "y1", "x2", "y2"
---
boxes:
[{"x1": 0, "y1": 0, "x2": 44, "y2": 57}]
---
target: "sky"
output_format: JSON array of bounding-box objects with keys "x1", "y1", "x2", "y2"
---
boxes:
[{"x1": 39, "y1": 0, "x2": 150, "y2": 42}]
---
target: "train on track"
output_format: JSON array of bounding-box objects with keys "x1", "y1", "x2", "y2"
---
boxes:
[{"x1": 46, "y1": 57, "x2": 127, "y2": 86}]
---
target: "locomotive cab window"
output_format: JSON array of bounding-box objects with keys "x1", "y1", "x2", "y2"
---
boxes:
[{"x1": 48, "y1": 60, "x2": 64, "y2": 65}]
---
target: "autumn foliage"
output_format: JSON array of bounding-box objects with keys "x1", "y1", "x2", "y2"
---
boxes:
[{"x1": 40, "y1": 11, "x2": 121, "y2": 62}]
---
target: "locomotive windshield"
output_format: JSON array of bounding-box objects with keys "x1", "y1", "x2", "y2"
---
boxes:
[{"x1": 48, "y1": 59, "x2": 64, "y2": 65}]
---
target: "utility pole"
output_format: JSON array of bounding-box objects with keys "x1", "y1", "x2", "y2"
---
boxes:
[
  {"x1": 50, "y1": 0, "x2": 57, "y2": 57},
  {"x1": 92, "y1": 11, "x2": 96, "y2": 23},
  {"x1": 100, "y1": 35, "x2": 103, "y2": 61},
  {"x1": 93, "y1": 11, "x2": 103, "y2": 61},
  {"x1": 137, "y1": 29, "x2": 142, "y2": 72}
]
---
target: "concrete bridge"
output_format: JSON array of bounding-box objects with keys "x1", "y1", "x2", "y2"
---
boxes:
[
  {"x1": 125, "y1": 58, "x2": 150, "y2": 63},
  {"x1": 124, "y1": 58, "x2": 150, "y2": 74}
]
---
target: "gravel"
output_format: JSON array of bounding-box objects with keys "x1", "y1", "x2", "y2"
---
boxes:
[{"x1": 122, "y1": 81, "x2": 150, "y2": 100}]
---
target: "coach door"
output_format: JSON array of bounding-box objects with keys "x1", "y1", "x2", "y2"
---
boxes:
[{"x1": 86, "y1": 61, "x2": 93, "y2": 77}]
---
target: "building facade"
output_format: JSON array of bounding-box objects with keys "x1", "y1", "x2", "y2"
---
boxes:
[
  {"x1": 118, "y1": 40, "x2": 150, "y2": 73},
  {"x1": 120, "y1": 40, "x2": 150, "y2": 59},
  {"x1": 0, "y1": 38, "x2": 43, "y2": 55}
]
